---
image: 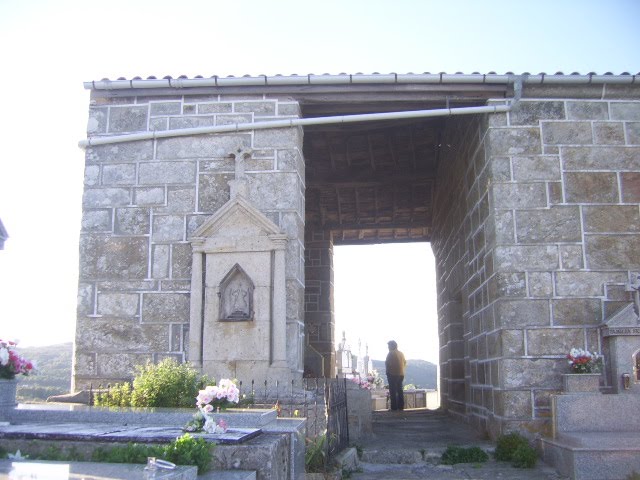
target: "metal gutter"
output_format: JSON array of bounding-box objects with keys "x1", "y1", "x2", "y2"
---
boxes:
[
  {"x1": 84, "y1": 73, "x2": 638, "y2": 90},
  {"x1": 79, "y1": 103, "x2": 512, "y2": 148}
]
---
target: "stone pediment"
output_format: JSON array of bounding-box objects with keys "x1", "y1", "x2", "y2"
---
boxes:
[
  {"x1": 191, "y1": 196, "x2": 283, "y2": 241},
  {"x1": 602, "y1": 303, "x2": 640, "y2": 337}
]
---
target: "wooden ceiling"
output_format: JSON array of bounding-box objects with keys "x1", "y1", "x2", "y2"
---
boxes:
[
  {"x1": 301, "y1": 83, "x2": 510, "y2": 245},
  {"x1": 304, "y1": 119, "x2": 441, "y2": 244}
]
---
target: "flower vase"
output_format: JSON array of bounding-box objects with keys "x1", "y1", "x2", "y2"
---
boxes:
[
  {"x1": 0, "y1": 378, "x2": 18, "y2": 408},
  {"x1": 562, "y1": 373, "x2": 601, "y2": 393}
]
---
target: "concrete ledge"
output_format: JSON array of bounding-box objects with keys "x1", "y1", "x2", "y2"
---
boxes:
[
  {"x1": 4, "y1": 405, "x2": 278, "y2": 428},
  {"x1": 541, "y1": 432, "x2": 640, "y2": 480},
  {"x1": 333, "y1": 447, "x2": 359, "y2": 472},
  {"x1": 0, "y1": 459, "x2": 197, "y2": 479},
  {"x1": 552, "y1": 394, "x2": 640, "y2": 434},
  {"x1": 360, "y1": 448, "x2": 423, "y2": 464},
  {"x1": 199, "y1": 470, "x2": 257, "y2": 480}
]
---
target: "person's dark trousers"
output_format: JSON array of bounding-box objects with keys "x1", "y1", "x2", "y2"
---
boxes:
[{"x1": 387, "y1": 374, "x2": 405, "y2": 410}]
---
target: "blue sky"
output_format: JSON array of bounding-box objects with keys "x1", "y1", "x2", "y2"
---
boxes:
[{"x1": 0, "y1": 0, "x2": 638, "y2": 363}]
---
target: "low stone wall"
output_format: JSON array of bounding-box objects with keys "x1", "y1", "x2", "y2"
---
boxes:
[{"x1": 0, "y1": 405, "x2": 305, "y2": 480}]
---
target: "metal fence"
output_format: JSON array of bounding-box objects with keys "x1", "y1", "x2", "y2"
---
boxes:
[{"x1": 324, "y1": 377, "x2": 349, "y2": 459}]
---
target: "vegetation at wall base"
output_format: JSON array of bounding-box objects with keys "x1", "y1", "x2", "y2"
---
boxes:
[
  {"x1": 440, "y1": 445, "x2": 488, "y2": 465},
  {"x1": 14, "y1": 434, "x2": 212, "y2": 473},
  {"x1": 511, "y1": 443, "x2": 538, "y2": 468},
  {"x1": 305, "y1": 434, "x2": 327, "y2": 473},
  {"x1": 495, "y1": 432, "x2": 537, "y2": 468},
  {"x1": 95, "y1": 358, "x2": 208, "y2": 408}
]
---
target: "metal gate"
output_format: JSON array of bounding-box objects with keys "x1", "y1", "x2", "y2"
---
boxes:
[{"x1": 325, "y1": 377, "x2": 349, "y2": 459}]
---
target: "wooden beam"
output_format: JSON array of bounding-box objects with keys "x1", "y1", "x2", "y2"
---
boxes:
[
  {"x1": 306, "y1": 172, "x2": 436, "y2": 186},
  {"x1": 311, "y1": 220, "x2": 431, "y2": 231}
]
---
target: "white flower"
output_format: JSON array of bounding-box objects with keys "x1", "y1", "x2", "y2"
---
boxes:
[
  {"x1": 202, "y1": 416, "x2": 216, "y2": 434},
  {"x1": 8, "y1": 450, "x2": 27, "y2": 460}
]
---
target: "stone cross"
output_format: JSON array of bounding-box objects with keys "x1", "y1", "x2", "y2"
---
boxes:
[{"x1": 229, "y1": 146, "x2": 252, "y2": 198}]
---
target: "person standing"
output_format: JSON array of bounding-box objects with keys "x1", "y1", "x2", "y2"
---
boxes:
[{"x1": 385, "y1": 340, "x2": 407, "y2": 411}]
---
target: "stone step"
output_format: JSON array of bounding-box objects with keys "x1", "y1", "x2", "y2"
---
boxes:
[
  {"x1": 360, "y1": 448, "x2": 424, "y2": 464},
  {"x1": 541, "y1": 432, "x2": 640, "y2": 480},
  {"x1": 198, "y1": 470, "x2": 256, "y2": 480},
  {"x1": 360, "y1": 447, "x2": 472, "y2": 465}
]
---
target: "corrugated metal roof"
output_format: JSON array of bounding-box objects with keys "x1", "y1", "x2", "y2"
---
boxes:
[{"x1": 85, "y1": 72, "x2": 639, "y2": 90}]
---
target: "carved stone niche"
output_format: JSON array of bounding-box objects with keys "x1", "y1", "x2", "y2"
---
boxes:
[{"x1": 219, "y1": 264, "x2": 254, "y2": 322}]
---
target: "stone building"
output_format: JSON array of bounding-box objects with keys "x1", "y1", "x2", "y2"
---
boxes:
[{"x1": 74, "y1": 72, "x2": 640, "y2": 437}]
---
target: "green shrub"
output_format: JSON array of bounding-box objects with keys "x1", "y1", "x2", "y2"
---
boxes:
[
  {"x1": 495, "y1": 432, "x2": 529, "y2": 461},
  {"x1": 95, "y1": 382, "x2": 134, "y2": 407},
  {"x1": 511, "y1": 444, "x2": 538, "y2": 468},
  {"x1": 441, "y1": 446, "x2": 488, "y2": 465},
  {"x1": 95, "y1": 359, "x2": 207, "y2": 408}
]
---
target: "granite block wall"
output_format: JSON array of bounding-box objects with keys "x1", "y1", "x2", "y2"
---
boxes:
[
  {"x1": 74, "y1": 93, "x2": 305, "y2": 389},
  {"x1": 432, "y1": 85, "x2": 640, "y2": 437}
]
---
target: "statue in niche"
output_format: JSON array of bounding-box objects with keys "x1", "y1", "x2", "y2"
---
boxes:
[{"x1": 219, "y1": 264, "x2": 254, "y2": 321}]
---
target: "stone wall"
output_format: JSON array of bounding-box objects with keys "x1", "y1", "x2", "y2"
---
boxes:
[
  {"x1": 303, "y1": 229, "x2": 335, "y2": 377},
  {"x1": 432, "y1": 85, "x2": 640, "y2": 437},
  {"x1": 432, "y1": 113, "x2": 491, "y2": 422},
  {"x1": 74, "y1": 93, "x2": 306, "y2": 389}
]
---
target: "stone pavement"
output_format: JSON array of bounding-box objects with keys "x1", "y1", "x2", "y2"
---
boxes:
[{"x1": 346, "y1": 409, "x2": 568, "y2": 480}]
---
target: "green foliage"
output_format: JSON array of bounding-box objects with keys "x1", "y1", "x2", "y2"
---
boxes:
[
  {"x1": 305, "y1": 435, "x2": 327, "y2": 473},
  {"x1": 91, "y1": 434, "x2": 212, "y2": 473},
  {"x1": 162, "y1": 434, "x2": 211, "y2": 473},
  {"x1": 0, "y1": 446, "x2": 6, "y2": 458},
  {"x1": 95, "y1": 359, "x2": 207, "y2": 408},
  {"x1": 403, "y1": 384, "x2": 416, "y2": 391},
  {"x1": 92, "y1": 443, "x2": 163, "y2": 464},
  {"x1": 494, "y1": 432, "x2": 529, "y2": 461},
  {"x1": 95, "y1": 382, "x2": 133, "y2": 407},
  {"x1": 441, "y1": 446, "x2": 488, "y2": 465},
  {"x1": 511, "y1": 444, "x2": 538, "y2": 469},
  {"x1": 626, "y1": 471, "x2": 640, "y2": 480}
]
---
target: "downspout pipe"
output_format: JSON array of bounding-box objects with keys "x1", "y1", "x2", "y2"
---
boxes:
[{"x1": 79, "y1": 103, "x2": 512, "y2": 148}]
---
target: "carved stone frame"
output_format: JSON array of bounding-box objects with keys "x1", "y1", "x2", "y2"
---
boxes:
[{"x1": 218, "y1": 263, "x2": 254, "y2": 322}]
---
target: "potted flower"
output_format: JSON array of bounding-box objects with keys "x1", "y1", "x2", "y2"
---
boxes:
[
  {"x1": 563, "y1": 348, "x2": 602, "y2": 393},
  {"x1": 184, "y1": 379, "x2": 239, "y2": 433},
  {"x1": 0, "y1": 339, "x2": 35, "y2": 408}
]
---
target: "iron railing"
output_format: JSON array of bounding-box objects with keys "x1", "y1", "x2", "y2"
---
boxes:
[{"x1": 324, "y1": 377, "x2": 349, "y2": 459}]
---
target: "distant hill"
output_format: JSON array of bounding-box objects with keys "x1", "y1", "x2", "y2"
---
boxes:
[
  {"x1": 372, "y1": 358, "x2": 437, "y2": 389},
  {"x1": 13, "y1": 343, "x2": 438, "y2": 401},
  {"x1": 16, "y1": 342, "x2": 73, "y2": 403}
]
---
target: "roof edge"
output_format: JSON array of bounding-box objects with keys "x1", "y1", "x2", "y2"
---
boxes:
[{"x1": 84, "y1": 72, "x2": 639, "y2": 91}]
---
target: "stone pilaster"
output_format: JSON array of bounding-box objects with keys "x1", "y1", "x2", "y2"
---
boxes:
[{"x1": 304, "y1": 229, "x2": 335, "y2": 377}]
